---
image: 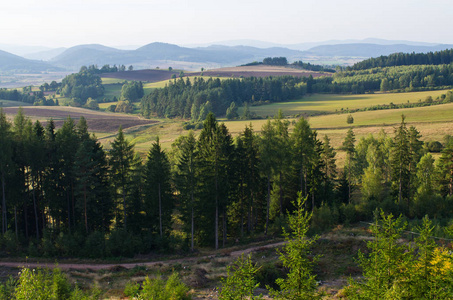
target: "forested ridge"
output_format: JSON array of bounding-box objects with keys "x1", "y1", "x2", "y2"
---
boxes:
[
  {"x1": 350, "y1": 48, "x2": 453, "y2": 70},
  {"x1": 140, "y1": 64, "x2": 453, "y2": 119},
  {"x1": 1, "y1": 107, "x2": 453, "y2": 259}
]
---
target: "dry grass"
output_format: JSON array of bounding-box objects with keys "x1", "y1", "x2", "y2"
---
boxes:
[
  {"x1": 2, "y1": 106, "x2": 158, "y2": 133},
  {"x1": 246, "y1": 90, "x2": 449, "y2": 118}
]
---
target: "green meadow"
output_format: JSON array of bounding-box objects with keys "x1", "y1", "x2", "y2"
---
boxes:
[{"x1": 246, "y1": 89, "x2": 449, "y2": 117}]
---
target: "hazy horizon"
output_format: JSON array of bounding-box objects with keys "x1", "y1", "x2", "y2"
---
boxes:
[{"x1": 1, "y1": 0, "x2": 452, "y2": 49}]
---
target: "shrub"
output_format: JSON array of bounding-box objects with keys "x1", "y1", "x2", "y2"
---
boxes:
[
  {"x1": 123, "y1": 281, "x2": 140, "y2": 298},
  {"x1": 219, "y1": 254, "x2": 261, "y2": 299},
  {"x1": 139, "y1": 273, "x2": 191, "y2": 300},
  {"x1": 83, "y1": 231, "x2": 105, "y2": 258},
  {"x1": 346, "y1": 114, "x2": 354, "y2": 124},
  {"x1": 106, "y1": 228, "x2": 140, "y2": 257}
]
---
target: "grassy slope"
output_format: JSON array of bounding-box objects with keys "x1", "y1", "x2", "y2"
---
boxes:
[{"x1": 246, "y1": 90, "x2": 448, "y2": 117}]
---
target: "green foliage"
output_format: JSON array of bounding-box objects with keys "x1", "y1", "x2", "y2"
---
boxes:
[
  {"x1": 226, "y1": 102, "x2": 239, "y2": 120},
  {"x1": 120, "y1": 81, "x2": 144, "y2": 102},
  {"x1": 347, "y1": 213, "x2": 453, "y2": 299},
  {"x1": 123, "y1": 281, "x2": 140, "y2": 298},
  {"x1": 59, "y1": 70, "x2": 104, "y2": 105},
  {"x1": 11, "y1": 267, "x2": 79, "y2": 300},
  {"x1": 138, "y1": 273, "x2": 191, "y2": 300},
  {"x1": 115, "y1": 100, "x2": 133, "y2": 113},
  {"x1": 84, "y1": 98, "x2": 99, "y2": 110},
  {"x1": 263, "y1": 57, "x2": 288, "y2": 66},
  {"x1": 141, "y1": 76, "x2": 306, "y2": 119},
  {"x1": 346, "y1": 211, "x2": 411, "y2": 299},
  {"x1": 351, "y1": 48, "x2": 453, "y2": 70},
  {"x1": 346, "y1": 114, "x2": 354, "y2": 124},
  {"x1": 219, "y1": 254, "x2": 262, "y2": 300},
  {"x1": 269, "y1": 192, "x2": 321, "y2": 299}
]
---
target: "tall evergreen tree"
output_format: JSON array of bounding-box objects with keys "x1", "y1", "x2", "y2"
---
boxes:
[
  {"x1": 0, "y1": 109, "x2": 12, "y2": 234},
  {"x1": 74, "y1": 124, "x2": 112, "y2": 233},
  {"x1": 320, "y1": 135, "x2": 336, "y2": 203},
  {"x1": 197, "y1": 113, "x2": 233, "y2": 248},
  {"x1": 292, "y1": 117, "x2": 315, "y2": 198},
  {"x1": 55, "y1": 117, "x2": 79, "y2": 233},
  {"x1": 144, "y1": 137, "x2": 173, "y2": 238},
  {"x1": 342, "y1": 128, "x2": 356, "y2": 203},
  {"x1": 390, "y1": 115, "x2": 412, "y2": 206},
  {"x1": 174, "y1": 131, "x2": 199, "y2": 250},
  {"x1": 259, "y1": 119, "x2": 277, "y2": 235},
  {"x1": 109, "y1": 126, "x2": 135, "y2": 230}
]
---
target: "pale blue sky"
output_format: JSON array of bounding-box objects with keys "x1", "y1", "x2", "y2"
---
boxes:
[{"x1": 1, "y1": 0, "x2": 452, "y2": 47}]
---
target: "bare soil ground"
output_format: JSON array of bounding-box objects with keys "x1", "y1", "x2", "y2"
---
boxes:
[
  {"x1": 2, "y1": 106, "x2": 158, "y2": 133},
  {"x1": 101, "y1": 69, "x2": 179, "y2": 82},
  {"x1": 192, "y1": 65, "x2": 333, "y2": 78},
  {"x1": 0, "y1": 226, "x2": 369, "y2": 299},
  {"x1": 101, "y1": 65, "x2": 332, "y2": 83}
]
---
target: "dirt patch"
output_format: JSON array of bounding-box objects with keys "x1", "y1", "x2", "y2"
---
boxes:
[
  {"x1": 2, "y1": 106, "x2": 158, "y2": 133},
  {"x1": 102, "y1": 65, "x2": 332, "y2": 82},
  {"x1": 192, "y1": 65, "x2": 332, "y2": 78},
  {"x1": 101, "y1": 69, "x2": 178, "y2": 82}
]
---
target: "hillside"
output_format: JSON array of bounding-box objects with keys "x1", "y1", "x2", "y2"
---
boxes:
[
  {"x1": 0, "y1": 49, "x2": 60, "y2": 72},
  {"x1": 305, "y1": 43, "x2": 453, "y2": 57}
]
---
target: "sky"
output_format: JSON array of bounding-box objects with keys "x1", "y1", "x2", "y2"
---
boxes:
[{"x1": 1, "y1": 0, "x2": 452, "y2": 48}]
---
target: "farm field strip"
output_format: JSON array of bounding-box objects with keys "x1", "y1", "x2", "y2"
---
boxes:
[
  {"x1": 2, "y1": 106, "x2": 158, "y2": 133},
  {"x1": 308, "y1": 102, "x2": 453, "y2": 129},
  {"x1": 247, "y1": 89, "x2": 450, "y2": 117}
]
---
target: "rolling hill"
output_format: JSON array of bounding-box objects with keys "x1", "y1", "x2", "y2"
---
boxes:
[
  {"x1": 304, "y1": 43, "x2": 453, "y2": 57},
  {"x1": 0, "y1": 49, "x2": 60, "y2": 72}
]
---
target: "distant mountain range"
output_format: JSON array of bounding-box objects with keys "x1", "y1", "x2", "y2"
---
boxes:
[
  {"x1": 1, "y1": 39, "x2": 453, "y2": 73},
  {"x1": 0, "y1": 49, "x2": 61, "y2": 72}
]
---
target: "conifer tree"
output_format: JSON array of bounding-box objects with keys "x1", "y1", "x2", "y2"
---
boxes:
[
  {"x1": 390, "y1": 115, "x2": 412, "y2": 206},
  {"x1": 174, "y1": 131, "x2": 198, "y2": 250},
  {"x1": 259, "y1": 119, "x2": 277, "y2": 235},
  {"x1": 269, "y1": 192, "x2": 321, "y2": 299},
  {"x1": 0, "y1": 109, "x2": 12, "y2": 234},
  {"x1": 342, "y1": 128, "x2": 356, "y2": 203},
  {"x1": 144, "y1": 137, "x2": 173, "y2": 238},
  {"x1": 292, "y1": 117, "x2": 315, "y2": 198},
  {"x1": 109, "y1": 126, "x2": 135, "y2": 230}
]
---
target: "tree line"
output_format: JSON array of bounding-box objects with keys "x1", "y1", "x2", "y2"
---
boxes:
[
  {"x1": 2, "y1": 107, "x2": 453, "y2": 257},
  {"x1": 350, "y1": 48, "x2": 453, "y2": 70},
  {"x1": 140, "y1": 76, "x2": 307, "y2": 119},
  {"x1": 0, "y1": 89, "x2": 45, "y2": 105}
]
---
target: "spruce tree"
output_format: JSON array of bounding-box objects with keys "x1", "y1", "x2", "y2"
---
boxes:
[
  {"x1": 0, "y1": 109, "x2": 12, "y2": 234},
  {"x1": 342, "y1": 128, "x2": 356, "y2": 203},
  {"x1": 269, "y1": 192, "x2": 321, "y2": 299},
  {"x1": 109, "y1": 126, "x2": 135, "y2": 230},
  {"x1": 144, "y1": 137, "x2": 173, "y2": 238},
  {"x1": 174, "y1": 131, "x2": 198, "y2": 250}
]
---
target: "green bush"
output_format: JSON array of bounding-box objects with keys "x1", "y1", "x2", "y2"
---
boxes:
[
  {"x1": 106, "y1": 228, "x2": 141, "y2": 257},
  {"x1": 123, "y1": 281, "x2": 140, "y2": 298},
  {"x1": 83, "y1": 231, "x2": 105, "y2": 258},
  {"x1": 255, "y1": 262, "x2": 285, "y2": 290},
  {"x1": 139, "y1": 273, "x2": 191, "y2": 300},
  {"x1": 311, "y1": 203, "x2": 338, "y2": 232}
]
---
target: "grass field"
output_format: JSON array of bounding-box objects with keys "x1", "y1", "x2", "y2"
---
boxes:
[
  {"x1": 246, "y1": 90, "x2": 449, "y2": 117},
  {"x1": 0, "y1": 100, "x2": 31, "y2": 107},
  {"x1": 101, "y1": 78, "x2": 128, "y2": 85},
  {"x1": 309, "y1": 102, "x2": 453, "y2": 129}
]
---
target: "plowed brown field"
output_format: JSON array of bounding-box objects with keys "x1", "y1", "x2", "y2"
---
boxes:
[
  {"x1": 101, "y1": 65, "x2": 332, "y2": 82},
  {"x1": 3, "y1": 106, "x2": 157, "y2": 132}
]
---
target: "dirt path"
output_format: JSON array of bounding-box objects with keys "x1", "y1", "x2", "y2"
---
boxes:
[{"x1": 0, "y1": 241, "x2": 286, "y2": 271}]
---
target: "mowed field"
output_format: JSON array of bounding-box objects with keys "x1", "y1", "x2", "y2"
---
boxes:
[
  {"x1": 101, "y1": 69, "x2": 179, "y2": 82},
  {"x1": 101, "y1": 65, "x2": 331, "y2": 84},
  {"x1": 246, "y1": 89, "x2": 449, "y2": 117},
  {"x1": 2, "y1": 106, "x2": 158, "y2": 133},
  {"x1": 191, "y1": 65, "x2": 332, "y2": 78},
  {"x1": 0, "y1": 100, "x2": 31, "y2": 107}
]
